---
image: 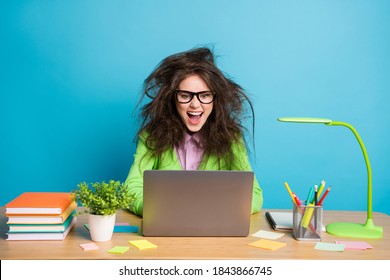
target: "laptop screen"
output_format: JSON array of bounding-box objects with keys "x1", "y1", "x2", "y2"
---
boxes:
[{"x1": 142, "y1": 170, "x2": 254, "y2": 237}]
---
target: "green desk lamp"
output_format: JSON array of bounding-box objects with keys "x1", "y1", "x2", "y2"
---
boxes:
[{"x1": 277, "y1": 117, "x2": 383, "y2": 238}]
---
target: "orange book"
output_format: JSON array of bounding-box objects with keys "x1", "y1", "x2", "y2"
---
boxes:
[
  {"x1": 6, "y1": 201, "x2": 77, "y2": 224},
  {"x1": 5, "y1": 192, "x2": 74, "y2": 215}
]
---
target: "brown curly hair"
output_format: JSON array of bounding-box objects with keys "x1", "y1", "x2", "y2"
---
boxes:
[{"x1": 135, "y1": 47, "x2": 255, "y2": 167}]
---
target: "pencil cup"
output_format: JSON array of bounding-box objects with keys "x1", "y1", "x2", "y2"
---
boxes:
[{"x1": 292, "y1": 204, "x2": 323, "y2": 241}]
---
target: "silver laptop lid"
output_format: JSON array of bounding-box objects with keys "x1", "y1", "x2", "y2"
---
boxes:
[{"x1": 143, "y1": 170, "x2": 254, "y2": 237}]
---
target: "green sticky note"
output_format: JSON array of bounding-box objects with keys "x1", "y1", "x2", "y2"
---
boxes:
[
  {"x1": 108, "y1": 246, "x2": 130, "y2": 254},
  {"x1": 315, "y1": 242, "x2": 345, "y2": 252}
]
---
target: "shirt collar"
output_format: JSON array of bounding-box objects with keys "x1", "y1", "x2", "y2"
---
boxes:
[{"x1": 184, "y1": 132, "x2": 203, "y2": 147}]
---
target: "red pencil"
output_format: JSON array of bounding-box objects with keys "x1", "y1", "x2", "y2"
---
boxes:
[
  {"x1": 292, "y1": 192, "x2": 302, "y2": 206},
  {"x1": 317, "y1": 187, "x2": 331, "y2": 206}
]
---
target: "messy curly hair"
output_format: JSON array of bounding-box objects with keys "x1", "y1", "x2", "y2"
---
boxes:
[{"x1": 135, "y1": 47, "x2": 255, "y2": 167}]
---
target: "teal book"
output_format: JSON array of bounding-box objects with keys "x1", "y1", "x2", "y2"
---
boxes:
[
  {"x1": 6, "y1": 216, "x2": 77, "y2": 240},
  {"x1": 8, "y1": 212, "x2": 76, "y2": 233}
]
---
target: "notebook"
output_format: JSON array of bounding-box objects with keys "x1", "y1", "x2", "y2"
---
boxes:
[
  {"x1": 265, "y1": 211, "x2": 293, "y2": 231},
  {"x1": 142, "y1": 170, "x2": 254, "y2": 237}
]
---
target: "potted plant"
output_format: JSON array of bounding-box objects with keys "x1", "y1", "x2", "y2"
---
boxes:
[{"x1": 71, "y1": 180, "x2": 133, "y2": 242}]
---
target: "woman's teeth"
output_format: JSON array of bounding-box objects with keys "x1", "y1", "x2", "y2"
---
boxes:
[
  {"x1": 187, "y1": 112, "x2": 202, "y2": 124},
  {"x1": 188, "y1": 112, "x2": 202, "y2": 116}
]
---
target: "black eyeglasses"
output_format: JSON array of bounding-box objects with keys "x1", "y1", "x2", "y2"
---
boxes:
[{"x1": 175, "y1": 90, "x2": 215, "y2": 104}]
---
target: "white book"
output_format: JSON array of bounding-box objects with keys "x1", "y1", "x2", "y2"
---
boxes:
[
  {"x1": 6, "y1": 203, "x2": 77, "y2": 224},
  {"x1": 6, "y1": 216, "x2": 77, "y2": 240}
]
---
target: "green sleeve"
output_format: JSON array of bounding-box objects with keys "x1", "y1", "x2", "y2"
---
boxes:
[
  {"x1": 231, "y1": 139, "x2": 263, "y2": 214},
  {"x1": 123, "y1": 135, "x2": 155, "y2": 217}
]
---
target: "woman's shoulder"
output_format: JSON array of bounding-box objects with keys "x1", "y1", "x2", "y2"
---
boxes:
[
  {"x1": 137, "y1": 129, "x2": 150, "y2": 142},
  {"x1": 230, "y1": 134, "x2": 251, "y2": 154},
  {"x1": 231, "y1": 134, "x2": 245, "y2": 146}
]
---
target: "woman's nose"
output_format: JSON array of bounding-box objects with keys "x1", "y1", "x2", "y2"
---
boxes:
[{"x1": 189, "y1": 96, "x2": 201, "y2": 108}]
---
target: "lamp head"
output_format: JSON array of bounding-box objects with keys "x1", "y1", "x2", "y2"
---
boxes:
[{"x1": 277, "y1": 117, "x2": 332, "y2": 124}]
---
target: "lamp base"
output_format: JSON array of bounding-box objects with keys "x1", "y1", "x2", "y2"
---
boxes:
[{"x1": 326, "y1": 219, "x2": 383, "y2": 239}]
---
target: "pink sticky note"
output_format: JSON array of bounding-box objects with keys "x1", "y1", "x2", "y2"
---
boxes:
[
  {"x1": 80, "y1": 242, "x2": 100, "y2": 251},
  {"x1": 115, "y1": 222, "x2": 130, "y2": 226},
  {"x1": 335, "y1": 240, "x2": 373, "y2": 250}
]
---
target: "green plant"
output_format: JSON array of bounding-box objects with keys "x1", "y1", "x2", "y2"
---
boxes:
[{"x1": 71, "y1": 180, "x2": 133, "y2": 215}]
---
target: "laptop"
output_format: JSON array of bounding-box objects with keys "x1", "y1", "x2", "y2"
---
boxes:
[{"x1": 142, "y1": 170, "x2": 254, "y2": 237}]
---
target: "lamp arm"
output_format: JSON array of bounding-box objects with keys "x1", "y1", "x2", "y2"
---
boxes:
[{"x1": 327, "y1": 121, "x2": 372, "y2": 220}]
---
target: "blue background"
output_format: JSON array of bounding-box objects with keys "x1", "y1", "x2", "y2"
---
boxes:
[{"x1": 1, "y1": 0, "x2": 389, "y2": 215}]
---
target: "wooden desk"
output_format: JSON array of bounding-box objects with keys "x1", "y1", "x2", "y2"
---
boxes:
[{"x1": 0, "y1": 208, "x2": 389, "y2": 260}]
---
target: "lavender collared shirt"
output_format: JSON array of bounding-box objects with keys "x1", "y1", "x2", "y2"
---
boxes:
[{"x1": 175, "y1": 133, "x2": 204, "y2": 170}]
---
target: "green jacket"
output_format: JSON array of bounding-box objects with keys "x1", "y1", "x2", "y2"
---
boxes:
[{"x1": 124, "y1": 135, "x2": 263, "y2": 217}]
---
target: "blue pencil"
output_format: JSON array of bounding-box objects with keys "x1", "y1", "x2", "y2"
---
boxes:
[{"x1": 305, "y1": 186, "x2": 314, "y2": 205}]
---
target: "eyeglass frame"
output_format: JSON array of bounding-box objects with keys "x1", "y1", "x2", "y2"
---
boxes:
[{"x1": 174, "y1": 89, "x2": 216, "y2": 104}]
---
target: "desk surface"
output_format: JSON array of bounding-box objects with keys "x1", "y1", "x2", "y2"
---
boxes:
[{"x1": 0, "y1": 208, "x2": 389, "y2": 260}]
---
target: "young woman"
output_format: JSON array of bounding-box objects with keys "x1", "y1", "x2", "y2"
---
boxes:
[{"x1": 124, "y1": 47, "x2": 263, "y2": 216}]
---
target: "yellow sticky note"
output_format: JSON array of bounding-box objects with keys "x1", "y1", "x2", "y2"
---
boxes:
[
  {"x1": 129, "y1": 239, "x2": 157, "y2": 250},
  {"x1": 248, "y1": 239, "x2": 286, "y2": 250},
  {"x1": 108, "y1": 246, "x2": 130, "y2": 254}
]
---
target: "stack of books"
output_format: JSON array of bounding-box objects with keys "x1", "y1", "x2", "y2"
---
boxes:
[{"x1": 5, "y1": 192, "x2": 77, "y2": 240}]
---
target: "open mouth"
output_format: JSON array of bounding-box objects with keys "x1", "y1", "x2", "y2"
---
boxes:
[{"x1": 187, "y1": 111, "x2": 202, "y2": 124}]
